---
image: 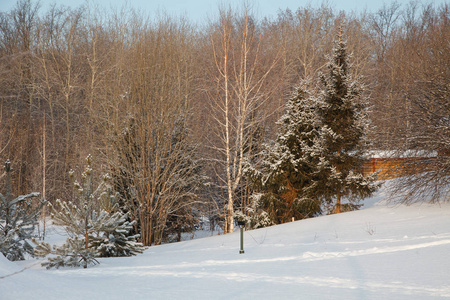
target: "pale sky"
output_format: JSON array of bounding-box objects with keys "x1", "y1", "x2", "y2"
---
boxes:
[{"x1": 0, "y1": 0, "x2": 448, "y2": 23}]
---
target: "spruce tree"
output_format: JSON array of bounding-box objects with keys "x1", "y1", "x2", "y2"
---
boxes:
[
  {"x1": 0, "y1": 160, "x2": 42, "y2": 261},
  {"x1": 247, "y1": 32, "x2": 378, "y2": 222},
  {"x1": 246, "y1": 80, "x2": 322, "y2": 224},
  {"x1": 314, "y1": 32, "x2": 377, "y2": 213}
]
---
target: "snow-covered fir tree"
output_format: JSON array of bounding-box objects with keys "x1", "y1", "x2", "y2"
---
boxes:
[
  {"x1": 0, "y1": 160, "x2": 42, "y2": 261},
  {"x1": 314, "y1": 32, "x2": 378, "y2": 213},
  {"x1": 34, "y1": 155, "x2": 143, "y2": 269},
  {"x1": 235, "y1": 121, "x2": 274, "y2": 229},
  {"x1": 245, "y1": 80, "x2": 323, "y2": 224},
  {"x1": 234, "y1": 192, "x2": 273, "y2": 229},
  {"x1": 245, "y1": 31, "x2": 378, "y2": 222}
]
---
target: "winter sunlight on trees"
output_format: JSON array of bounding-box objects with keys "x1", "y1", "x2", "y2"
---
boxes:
[{"x1": 0, "y1": 0, "x2": 448, "y2": 282}]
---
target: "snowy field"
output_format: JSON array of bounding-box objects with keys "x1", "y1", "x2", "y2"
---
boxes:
[{"x1": 1, "y1": 186, "x2": 450, "y2": 299}]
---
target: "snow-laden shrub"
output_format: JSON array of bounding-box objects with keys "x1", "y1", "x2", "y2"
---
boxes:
[
  {"x1": 235, "y1": 193, "x2": 274, "y2": 230},
  {"x1": 34, "y1": 155, "x2": 144, "y2": 269},
  {"x1": 0, "y1": 160, "x2": 43, "y2": 261}
]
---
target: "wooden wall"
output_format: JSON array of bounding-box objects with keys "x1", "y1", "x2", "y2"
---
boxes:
[{"x1": 361, "y1": 157, "x2": 437, "y2": 180}]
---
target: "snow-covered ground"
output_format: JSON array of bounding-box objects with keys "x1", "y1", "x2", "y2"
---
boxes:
[{"x1": 1, "y1": 185, "x2": 450, "y2": 299}]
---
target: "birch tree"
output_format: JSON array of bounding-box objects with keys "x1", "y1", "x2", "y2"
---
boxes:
[{"x1": 207, "y1": 5, "x2": 278, "y2": 233}]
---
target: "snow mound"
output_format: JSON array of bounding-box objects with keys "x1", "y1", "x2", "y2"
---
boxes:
[
  {"x1": 1, "y1": 202, "x2": 450, "y2": 299},
  {"x1": 0, "y1": 253, "x2": 20, "y2": 278}
]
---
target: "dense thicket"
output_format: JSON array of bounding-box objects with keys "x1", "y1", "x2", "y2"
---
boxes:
[{"x1": 0, "y1": 0, "x2": 448, "y2": 243}]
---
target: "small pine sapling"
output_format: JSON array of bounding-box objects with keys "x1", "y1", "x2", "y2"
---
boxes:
[
  {"x1": 34, "y1": 235, "x2": 99, "y2": 269},
  {"x1": 90, "y1": 178, "x2": 143, "y2": 257},
  {"x1": 34, "y1": 155, "x2": 143, "y2": 269}
]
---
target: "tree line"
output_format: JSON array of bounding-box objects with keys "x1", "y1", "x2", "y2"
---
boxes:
[{"x1": 0, "y1": 0, "x2": 448, "y2": 246}]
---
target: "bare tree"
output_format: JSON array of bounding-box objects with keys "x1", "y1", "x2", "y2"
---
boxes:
[
  {"x1": 106, "y1": 14, "x2": 201, "y2": 246},
  {"x1": 387, "y1": 3, "x2": 449, "y2": 203},
  {"x1": 206, "y1": 4, "x2": 279, "y2": 233},
  {"x1": 0, "y1": 0, "x2": 41, "y2": 197}
]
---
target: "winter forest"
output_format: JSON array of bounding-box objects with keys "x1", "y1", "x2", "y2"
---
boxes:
[{"x1": 0, "y1": 0, "x2": 449, "y2": 268}]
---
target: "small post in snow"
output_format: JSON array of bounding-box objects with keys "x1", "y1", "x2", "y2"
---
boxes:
[{"x1": 237, "y1": 220, "x2": 245, "y2": 254}]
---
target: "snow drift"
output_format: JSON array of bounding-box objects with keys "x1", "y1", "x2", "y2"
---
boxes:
[{"x1": 1, "y1": 197, "x2": 450, "y2": 299}]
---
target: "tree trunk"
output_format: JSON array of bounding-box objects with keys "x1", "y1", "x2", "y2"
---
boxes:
[
  {"x1": 336, "y1": 191, "x2": 341, "y2": 214},
  {"x1": 226, "y1": 186, "x2": 234, "y2": 233}
]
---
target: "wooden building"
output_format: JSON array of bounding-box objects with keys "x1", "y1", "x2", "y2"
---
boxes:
[{"x1": 361, "y1": 151, "x2": 439, "y2": 180}]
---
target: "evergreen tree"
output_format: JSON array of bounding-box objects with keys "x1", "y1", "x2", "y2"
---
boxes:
[
  {"x1": 90, "y1": 174, "x2": 143, "y2": 257},
  {"x1": 246, "y1": 81, "x2": 322, "y2": 224},
  {"x1": 234, "y1": 193, "x2": 273, "y2": 229},
  {"x1": 235, "y1": 119, "x2": 272, "y2": 229},
  {"x1": 34, "y1": 155, "x2": 143, "y2": 269},
  {"x1": 0, "y1": 160, "x2": 43, "y2": 261},
  {"x1": 314, "y1": 32, "x2": 377, "y2": 213},
  {"x1": 246, "y1": 32, "x2": 378, "y2": 222}
]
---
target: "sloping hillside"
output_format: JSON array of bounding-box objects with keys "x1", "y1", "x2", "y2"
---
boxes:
[{"x1": 1, "y1": 195, "x2": 450, "y2": 299}]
